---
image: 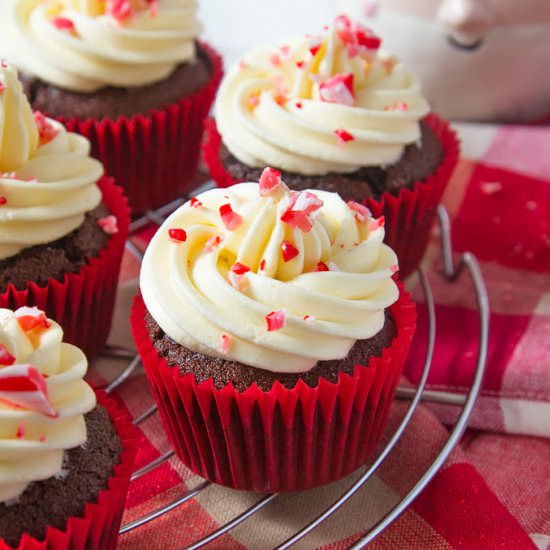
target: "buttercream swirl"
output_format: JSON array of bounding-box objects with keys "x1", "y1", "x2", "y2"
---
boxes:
[
  {"x1": 215, "y1": 15, "x2": 430, "y2": 175},
  {"x1": 0, "y1": 306, "x2": 96, "y2": 502},
  {"x1": 1, "y1": 0, "x2": 202, "y2": 92},
  {"x1": 0, "y1": 63, "x2": 103, "y2": 260},
  {"x1": 141, "y1": 176, "x2": 399, "y2": 373}
]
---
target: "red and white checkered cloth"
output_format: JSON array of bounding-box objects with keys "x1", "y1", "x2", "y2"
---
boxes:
[{"x1": 90, "y1": 121, "x2": 550, "y2": 549}]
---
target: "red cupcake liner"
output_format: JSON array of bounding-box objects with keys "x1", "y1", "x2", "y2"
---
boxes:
[
  {"x1": 203, "y1": 114, "x2": 460, "y2": 278},
  {"x1": 1, "y1": 390, "x2": 139, "y2": 550},
  {"x1": 131, "y1": 284, "x2": 416, "y2": 492},
  {"x1": 58, "y1": 42, "x2": 223, "y2": 215},
  {"x1": 0, "y1": 176, "x2": 130, "y2": 360}
]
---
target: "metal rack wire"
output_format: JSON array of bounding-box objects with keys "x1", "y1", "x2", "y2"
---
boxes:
[{"x1": 102, "y1": 192, "x2": 489, "y2": 549}]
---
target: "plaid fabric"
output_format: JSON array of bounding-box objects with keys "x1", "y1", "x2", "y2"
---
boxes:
[{"x1": 90, "y1": 121, "x2": 550, "y2": 549}]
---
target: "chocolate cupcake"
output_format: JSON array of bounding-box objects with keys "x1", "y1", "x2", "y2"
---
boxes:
[
  {"x1": 1, "y1": 0, "x2": 223, "y2": 213},
  {"x1": 132, "y1": 170, "x2": 416, "y2": 491},
  {"x1": 203, "y1": 15, "x2": 459, "y2": 277},
  {"x1": 0, "y1": 63, "x2": 129, "y2": 358},
  {"x1": 0, "y1": 307, "x2": 136, "y2": 549}
]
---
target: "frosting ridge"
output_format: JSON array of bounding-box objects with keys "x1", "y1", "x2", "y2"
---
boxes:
[
  {"x1": 215, "y1": 15, "x2": 430, "y2": 175},
  {"x1": 141, "y1": 171, "x2": 399, "y2": 373}
]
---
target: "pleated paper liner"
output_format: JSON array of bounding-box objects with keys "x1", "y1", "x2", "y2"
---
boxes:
[
  {"x1": 58, "y1": 42, "x2": 223, "y2": 215},
  {"x1": 203, "y1": 114, "x2": 460, "y2": 278},
  {"x1": 0, "y1": 176, "x2": 130, "y2": 360},
  {"x1": 1, "y1": 391, "x2": 139, "y2": 550},
  {"x1": 131, "y1": 284, "x2": 416, "y2": 493}
]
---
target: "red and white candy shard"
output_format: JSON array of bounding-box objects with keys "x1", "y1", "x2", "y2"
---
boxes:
[
  {"x1": 33, "y1": 111, "x2": 59, "y2": 145},
  {"x1": 229, "y1": 262, "x2": 250, "y2": 288},
  {"x1": 14, "y1": 307, "x2": 50, "y2": 331},
  {"x1": 334, "y1": 128, "x2": 355, "y2": 144},
  {"x1": 265, "y1": 310, "x2": 286, "y2": 332},
  {"x1": 369, "y1": 216, "x2": 385, "y2": 231},
  {"x1": 0, "y1": 364, "x2": 58, "y2": 418},
  {"x1": 347, "y1": 200, "x2": 371, "y2": 222},
  {"x1": 219, "y1": 203, "x2": 243, "y2": 230},
  {"x1": 106, "y1": 0, "x2": 133, "y2": 22},
  {"x1": 281, "y1": 191, "x2": 323, "y2": 232},
  {"x1": 259, "y1": 167, "x2": 283, "y2": 197},
  {"x1": 190, "y1": 197, "x2": 203, "y2": 208},
  {"x1": 334, "y1": 14, "x2": 381, "y2": 57},
  {"x1": 97, "y1": 215, "x2": 118, "y2": 234},
  {"x1": 204, "y1": 234, "x2": 223, "y2": 252},
  {"x1": 281, "y1": 240, "x2": 299, "y2": 262},
  {"x1": 0, "y1": 344, "x2": 15, "y2": 366},
  {"x1": 319, "y1": 73, "x2": 355, "y2": 106},
  {"x1": 220, "y1": 333, "x2": 230, "y2": 354}
]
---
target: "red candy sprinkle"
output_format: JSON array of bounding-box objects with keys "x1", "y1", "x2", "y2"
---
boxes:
[
  {"x1": 190, "y1": 197, "x2": 203, "y2": 208},
  {"x1": 247, "y1": 94, "x2": 260, "y2": 109},
  {"x1": 219, "y1": 203, "x2": 243, "y2": 230},
  {"x1": 97, "y1": 215, "x2": 118, "y2": 234},
  {"x1": 270, "y1": 53, "x2": 282, "y2": 67},
  {"x1": 0, "y1": 364, "x2": 57, "y2": 417},
  {"x1": 229, "y1": 262, "x2": 250, "y2": 288},
  {"x1": 52, "y1": 16, "x2": 75, "y2": 32},
  {"x1": 220, "y1": 333, "x2": 230, "y2": 354},
  {"x1": 312, "y1": 261, "x2": 330, "y2": 272},
  {"x1": 303, "y1": 314, "x2": 315, "y2": 321},
  {"x1": 347, "y1": 200, "x2": 371, "y2": 222},
  {"x1": 281, "y1": 240, "x2": 299, "y2": 262},
  {"x1": 295, "y1": 101, "x2": 303, "y2": 109},
  {"x1": 369, "y1": 216, "x2": 385, "y2": 231},
  {"x1": 390, "y1": 264, "x2": 399, "y2": 274},
  {"x1": 204, "y1": 234, "x2": 223, "y2": 252},
  {"x1": 319, "y1": 73, "x2": 355, "y2": 106},
  {"x1": 16, "y1": 422, "x2": 25, "y2": 439},
  {"x1": 106, "y1": 0, "x2": 133, "y2": 22},
  {"x1": 15, "y1": 307, "x2": 50, "y2": 331},
  {"x1": 148, "y1": 0, "x2": 158, "y2": 17},
  {"x1": 33, "y1": 111, "x2": 59, "y2": 145},
  {"x1": 259, "y1": 167, "x2": 283, "y2": 197},
  {"x1": 0, "y1": 197, "x2": 7, "y2": 206},
  {"x1": 259, "y1": 259, "x2": 266, "y2": 271},
  {"x1": 281, "y1": 191, "x2": 323, "y2": 232},
  {"x1": 168, "y1": 228, "x2": 187, "y2": 242},
  {"x1": 308, "y1": 36, "x2": 323, "y2": 56},
  {"x1": 265, "y1": 310, "x2": 285, "y2": 332},
  {"x1": 335, "y1": 14, "x2": 381, "y2": 57},
  {"x1": 296, "y1": 60, "x2": 305, "y2": 69},
  {"x1": 334, "y1": 128, "x2": 355, "y2": 143},
  {"x1": 0, "y1": 344, "x2": 15, "y2": 366}
]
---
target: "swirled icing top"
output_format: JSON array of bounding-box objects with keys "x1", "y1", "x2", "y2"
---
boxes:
[
  {"x1": 0, "y1": 306, "x2": 96, "y2": 502},
  {"x1": 215, "y1": 15, "x2": 430, "y2": 175},
  {"x1": 141, "y1": 169, "x2": 399, "y2": 374},
  {"x1": 0, "y1": 63, "x2": 103, "y2": 260},
  {"x1": 1, "y1": 0, "x2": 202, "y2": 92}
]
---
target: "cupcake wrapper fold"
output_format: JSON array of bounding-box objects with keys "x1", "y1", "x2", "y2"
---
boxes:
[
  {"x1": 131, "y1": 285, "x2": 416, "y2": 492},
  {"x1": 202, "y1": 114, "x2": 459, "y2": 278},
  {"x1": 2, "y1": 391, "x2": 139, "y2": 550},
  {"x1": 59, "y1": 42, "x2": 223, "y2": 215},
  {"x1": 0, "y1": 177, "x2": 130, "y2": 360}
]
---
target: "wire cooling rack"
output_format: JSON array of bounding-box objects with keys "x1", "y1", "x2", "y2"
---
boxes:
[{"x1": 101, "y1": 186, "x2": 489, "y2": 549}]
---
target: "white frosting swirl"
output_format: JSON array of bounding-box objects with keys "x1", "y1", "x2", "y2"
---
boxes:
[
  {"x1": 1, "y1": 0, "x2": 202, "y2": 92},
  {"x1": 141, "y1": 180, "x2": 399, "y2": 373},
  {"x1": 0, "y1": 307, "x2": 96, "y2": 502},
  {"x1": 215, "y1": 15, "x2": 430, "y2": 175},
  {"x1": 0, "y1": 63, "x2": 103, "y2": 260}
]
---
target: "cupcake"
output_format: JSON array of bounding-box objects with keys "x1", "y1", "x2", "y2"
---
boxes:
[
  {"x1": 132, "y1": 169, "x2": 416, "y2": 492},
  {"x1": 0, "y1": 306, "x2": 137, "y2": 549},
  {"x1": 1, "y1": 0, "x2": 223, "y2": 213},
  {"x1": 0, "y1": 63, "x2": 129, "y2": 359},
  {"x1": 203, "y1": 14, "x2": 459, "y2": 277}
]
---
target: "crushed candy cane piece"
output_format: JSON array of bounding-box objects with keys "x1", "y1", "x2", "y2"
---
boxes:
[
  {"x1": 220, "y1": 203, "x2": 243, "y2": 230},
  {"x1": 0, "y1": 196, "x2": 7, "y2": 206},
  {"x1": 259, "y1": 167, "x2": 283, "y2": 197},
  {"x1": 97, "y1": 215, "x2": 118, "y2": 234},
  {"x1": 247, "y1": 93, "x2": 260, "y2": 109},
  {"x1": 220, "y1": 333, "x2": 231, "y2": 354},
  {"x1": 52, "y1": 16, "x2": 75, "y2": 32},
  {"x1": 270, "y1": 53, "x2": 282, "y2": 67},
  {"x1": 259, "y1": 259, "x2": 266, "y2": 271},
  {"x1": 384, "y1": 101, "x2": 408, "y2": 112},
  {"x1": 319, "y1": 73, "x2": 355, "y2": 106},
  {"x1": 296, "y1": 60, "x2": 305, "y2": 69},
  {"x1": 281, "y1": 240, "x2": 299, "y2": 262},
  {"x1": 334, "y1": 128, "x2": 355, "y2": 143},
  {"x1": 480, "y1": 181, "x2": 503, "y2": 195},
  {"x1": 312, "y1": 261, "x2": 329, "y2": 272},
  {"x1": 295, "y1": 101, "x2": 303, "y2": 109},
  {"x1": 34, "y1": 112, "x2": 59, "y2": 145},
  {"x1": 16, "y1": 422, "x2": 25, "y2": 439},
  {"x1": 308, "y1": 36, "x2": 323, "y2": 56},
  {"x1": 347, "y1": 200, "x2": 371, "y2": 222},
  {"x1": 335, "y1": 14, "x2": 381, "y2": 57},
  {"x1": 369, "y1": 216, "x2": 385, "y2": 231},
  {"x1": 265, "y1": 310, "x2": 285, "y2": 332},
  {"x1": 168, "y1": 228, "x2": 187, "y2": 242},
  {"x1": 390, "y1": 264, "x2": 399, "y2": 274},
  {"x1": 15, "y1": 307, "x2": 50, "y2": 331},
  {"x1": 229, "y1": 262, "x2": 250, "y2": 288},
  {"x1": 106, "y1": 0, "x2": 133, "y2": 22},
  {"x1": 303, "y1": 314, "x2": 315, "y2": 321},
  {"x1": 281, "y1": 191, "x2": 323, "y2": 232},
  {"x1": 148, "y1": 0, "x2": 158, "y2": 17},
  {"x1": 239, "y1": 60, "x2": 248, "y2": 70},
  {"x1": 190, "y1": 197, "x2": 203, "y2": 208},
  {"x1": 0, "y1": 344, "x2": 15, "y2": 366},
  {"x1": 204, "y1": 234, "x2": 223, "y2": 252},
  {"x1": 0, "y1": 364, "x2": 58, "y2": 417}
]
